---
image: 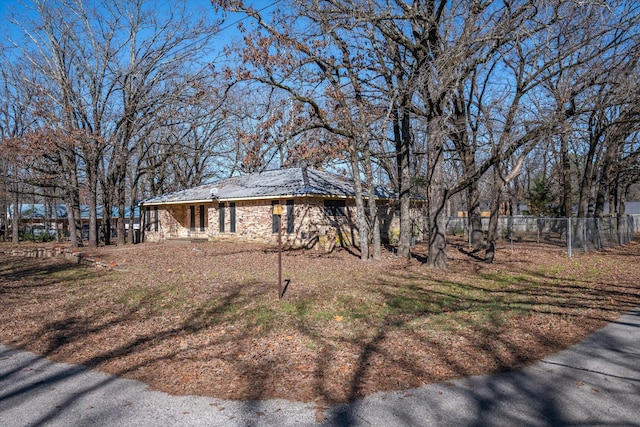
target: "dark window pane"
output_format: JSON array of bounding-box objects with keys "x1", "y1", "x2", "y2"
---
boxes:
[
  {"x1": 153, "y1": 206, "x2": 158, "y2": 232},
  {"x1": 272, "y1": 201, "x2": 280, "y2": 233},
  {"x1": 230, "y1": 202, "x2": 236, "y2": 233},
  {"x1": 145, "y1": 207, "x2": 151, "y2": 231},
  {"x1": 324, "y1": 200, "x2": 346, "y2": 217},
  {"x1": 218, "y1": 203, "x2": 225, "y2": 232},
  {"x1": 287, "y1": 200, "x2": 294, "y2": 234}
]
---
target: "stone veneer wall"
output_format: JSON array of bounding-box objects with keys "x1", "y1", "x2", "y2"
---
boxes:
[
  {"x1": 142, "y1": 197, "x2": 422, "y2": 248},
  {"x1": 143, "y1": 198, "x2": 360, "y2": 248},
  {"x1": 209, "y1": 197, "x2": 360, "y2": 248}
]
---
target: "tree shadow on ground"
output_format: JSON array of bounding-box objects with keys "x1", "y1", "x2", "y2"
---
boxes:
[{"x1": 1, "y1": 241, "x2": 639, "y2": 425}]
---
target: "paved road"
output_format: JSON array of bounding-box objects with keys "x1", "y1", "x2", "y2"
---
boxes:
[{"x1": 1, "y1": 309, "x2": 639, "y2": 426}]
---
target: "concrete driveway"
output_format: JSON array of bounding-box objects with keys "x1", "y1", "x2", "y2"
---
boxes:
[{"x1": 1, "y1": 309, "x2": 639, "y2": 426}]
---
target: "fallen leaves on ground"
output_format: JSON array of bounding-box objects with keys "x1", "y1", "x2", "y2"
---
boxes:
[{"x1": 1, "y1": 239, "x2": 639, "y2": 405}]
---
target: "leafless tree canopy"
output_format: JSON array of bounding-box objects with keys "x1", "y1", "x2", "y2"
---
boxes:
[{"x1": 1, "y1": 0, "x2": 639, "y2": 267}]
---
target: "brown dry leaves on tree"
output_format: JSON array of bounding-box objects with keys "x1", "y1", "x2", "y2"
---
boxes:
[{"x1": 1, "y1": 239, "x2": 640, "y2": 405}]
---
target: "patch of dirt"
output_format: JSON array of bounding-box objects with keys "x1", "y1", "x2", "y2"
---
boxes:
[{"x1": 1, "y1": 239, "x2": 639, "y2": 405}]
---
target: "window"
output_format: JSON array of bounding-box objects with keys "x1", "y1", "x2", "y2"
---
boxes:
[
  {"x1": 324, "y1": 200, "x2": 346, "y2": 217},
  {"x1": 189, "y1": 206, "x2": 196, "y2": 232},
  {"x1": 199, "y1": 205, "x2": 205, "y2": 232},
  {"x1": 153, "y1": 206, "x2": 158, "y2": 232},
  {"x1": 145, "y1": 207, "x2": 151, "y2": 231},
  {"x1": 272, "y1": 201, "x2": 280, "y2": 233},
  {"x1": 229, "y1": 202, "x2": 236, "y2": 233},
  {"x1": 218, "y1": 203, "x2": 225, "y2": 232},
  {"x1": 286, "y1": 200, "x2": 294, "y2": 234}
]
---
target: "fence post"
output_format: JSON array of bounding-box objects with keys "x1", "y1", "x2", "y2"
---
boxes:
[
  {"x1": 509, "y1": 216, "x2": 514, "y2": 250},
  {"x1": 609, "y1": 217, "x2": 613, "y2": 246}
]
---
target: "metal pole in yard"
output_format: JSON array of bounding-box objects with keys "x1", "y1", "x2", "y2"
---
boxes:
[
  {"x1": 567, "y1": 217, "x2": 572, "y2": 258},
  {"x1": 273, "y1": 203, "x2": 283, "y2": 299},
  {"x1": 278, "y1": 212, "x2": 282, "y2": 299}
]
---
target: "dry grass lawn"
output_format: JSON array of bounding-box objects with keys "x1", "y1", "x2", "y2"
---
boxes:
[{"x1": 1, "y1": 238, "x2": 639, "y2": 405}]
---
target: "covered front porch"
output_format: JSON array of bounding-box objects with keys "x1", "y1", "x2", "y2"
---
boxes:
[{"x1": 143, "y1": 203, "x2": 212, "y2": 242}]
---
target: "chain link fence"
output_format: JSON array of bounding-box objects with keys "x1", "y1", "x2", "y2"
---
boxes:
[{"x1": 446, "y1": 215, "x2": 639, "y2": 256}]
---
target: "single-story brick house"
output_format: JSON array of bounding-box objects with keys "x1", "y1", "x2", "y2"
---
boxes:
[{"x1": 139, "y1": 167, "x2": 420, "y2": 248}]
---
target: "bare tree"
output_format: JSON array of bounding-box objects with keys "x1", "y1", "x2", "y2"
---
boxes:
[
  {"x1": 7, "y1": 0, "x2": 222, "y2": 246},
  {"x1": 537, "y1": 1, "x2": 640, "y2": 224},
  {"x1": 136, "y1": 83, "x2": 232, "y2": 200},
  {"x1": 102, "y1": 0, "x2": 220, "y2": 245},
  {"x1": 356, "y1": 1, "x2": 551, "y2": 268},
  {"x1": 0, "y1": 47, "x2": 45, "y2": 243},
  {"x1": 214, "y1": 0, "x2": 391, "y2": 260}
]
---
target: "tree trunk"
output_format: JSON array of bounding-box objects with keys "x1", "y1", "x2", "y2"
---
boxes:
[
  {"x1": 129, "y1": 183, "x2": 139, "y2": 244},
  {"x1": 11, "y1": 191, "x2": 19, "y2": 244},
  {"x1": 456, "y1": 100, "x2": 482, "y2": 251},
  {"x1": 73, "y1": 199, "x2": 83, "y2": 247},
  {"x1": 396, "y1": 107, "x2": 412, "y2": 259},
  {"x1": 350, "y1": 152, "x2": 369, "y2": 260},
  {"x1": 88, "y1": 186, "x2": 98, "y2": 248},
  {"x1": 427, "y1": 131, "x2": 448, "y2": 270},
  {"x1": 103, "y1": 209, "x2": 112, "y2": 245},
  {"x1": 467, "y1": 184, "x2": 483, "y2": 251},
  {"x1": 1, "y1": 193, "x2": 7, "y2": 241},
  {"x1": 65, "y1": 198, "x2": 79, "y2": 248},
  {"x1": 43, "y1": 197, "x2": 51, "y2": 241},
  {"x1": 427, "y1": 192, "x2": 448, "y2": 269},
  {"x1": 84, "y1": 144, "x2": 101, "y2": 248},
  {"x1": 576, "y1": 126, "x2": 601, "y2": 218},
  {"x1": 594, "y1": 172, "x2": 608, "y2": 218},
  {"x1": 117, "y1": 188, "x2": 126, "y2": 246},
  {"x1": 594, "y1": 151, "x2": 614, "y2": 218},
  {"x1": 101, "y1": 173, "x2": 113, "y2": 245},
  {"x1": 485, "y1": 168, "x2": 503, "y2": 263},
  {"x1": 362, "y1": 145, "x2": 380, "y2": 260},
  {"x1": 52, "y1": 195, "x2": 60, "y2": 242},
  {"x1": 560, "y1": 131, "x2": 573, "y2": 218}
]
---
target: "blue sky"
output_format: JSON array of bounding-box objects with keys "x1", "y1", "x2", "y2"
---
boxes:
[
  {"x1": 0, "y1": 0, "x2": 15, "y2": 17},
  {"x1": 0, "y1": 0, "x2": 279, "y2": 39},
  {"x1": 0, "y1": 1, "x2": 20, "y2": 30}
]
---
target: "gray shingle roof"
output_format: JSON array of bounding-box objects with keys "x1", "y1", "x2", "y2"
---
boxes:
[{"x1": 140, "y1": 167, "x2": 395, "y2": 205}]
